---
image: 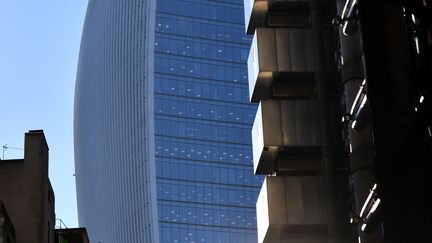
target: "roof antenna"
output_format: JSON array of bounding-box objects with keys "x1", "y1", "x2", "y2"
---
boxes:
[
  {"x1": 2, "y1": 144, "x2": 24, "y2": 160},
  {"x1": 2, "y1": 144, "x2": 6, "y2": 160}
]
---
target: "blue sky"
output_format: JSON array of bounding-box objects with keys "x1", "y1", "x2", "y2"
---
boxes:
[{"x1": 0, "y1": 0, "x2": 89, "y2": 227}]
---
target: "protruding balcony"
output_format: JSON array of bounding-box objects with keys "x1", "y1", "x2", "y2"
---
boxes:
[
  {"x1": 248, "y1": 28, "x2": 317, "y2": 102},
  {"x1": 252, "y1": 100, "x2": 321, "y2": 174},
  {"x1": 256, "y1": 176, "x2": 328, "y2": 243},
  {"x1": 244, "y1": 0, "x2": 310, "y2": 34},
  {"x1": 244, "y1": 0, "x2": 268, "y2": 34}
]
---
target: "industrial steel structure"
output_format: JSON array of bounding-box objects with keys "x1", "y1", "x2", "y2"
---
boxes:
[{"x1": 244, "y1": 0, "x2": 432, "y2": 243}]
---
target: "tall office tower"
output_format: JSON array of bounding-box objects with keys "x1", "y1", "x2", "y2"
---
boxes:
[{"x1": 74, "y1": 0, "x2": 261, "y2": 242}]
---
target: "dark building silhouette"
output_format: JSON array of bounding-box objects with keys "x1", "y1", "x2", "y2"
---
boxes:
[
  {"x1": 0, "y1": 201, "x2": 16, "y2": 243},
  {"x1": 244, "y1": 0, "x2": 432, "y2": 243},
  {"x1": 352, "y1": 1, "x2": 432, "y2": 242},
  {"x1": 0, "y1": 130, "x2": 55, "y2": 243},
  {"x1": 0, "y1": 130, "x2": 91, "y2": 243}
]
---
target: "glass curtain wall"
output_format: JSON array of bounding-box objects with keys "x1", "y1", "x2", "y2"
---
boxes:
[{"x1": 153, "y1": 0, "x2": 262, "y2": 242}]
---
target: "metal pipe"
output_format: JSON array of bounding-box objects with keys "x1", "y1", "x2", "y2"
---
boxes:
[
  {"x1": 336, "y1": 1, "x2": 384, "y2": 242},
  {"x1": 309, "y1": 1, "x2": 345, "y2": 242},
  {"x1": 356, "y1": 1, "x2": 422, "y2": 241}
]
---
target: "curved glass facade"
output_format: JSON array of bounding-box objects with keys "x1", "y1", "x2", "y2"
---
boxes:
[{"x1": 75, "y1": 0, "x2": 261, "y2": 242}]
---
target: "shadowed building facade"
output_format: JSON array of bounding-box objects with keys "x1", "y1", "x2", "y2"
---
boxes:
[
  {"x1": 244, "y1": 0, "x2": 432, "y2": 243},
  {"x1": 74, "y1": 0, "x2": 261, "y2": 242},
  {"x1": 0, "y1": 130, "x2": 55, "y2": 243}
]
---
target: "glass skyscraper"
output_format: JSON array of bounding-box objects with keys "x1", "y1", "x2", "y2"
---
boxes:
[{"x1": 74, "y1": 1, "x2": 261, "y2": 242}]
